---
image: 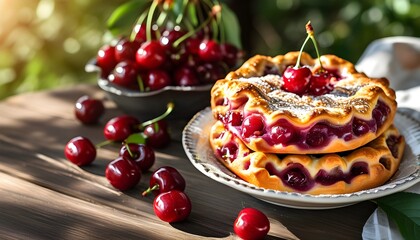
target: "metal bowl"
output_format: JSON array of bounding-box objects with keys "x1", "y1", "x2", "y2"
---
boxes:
[{"x1": 86, "y1": 60, "x2": 212, "y2": 120}]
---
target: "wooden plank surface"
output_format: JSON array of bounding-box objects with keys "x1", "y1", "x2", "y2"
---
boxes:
[{"x1": 0, "y1": 84, "x2": 378, "y2": 240}]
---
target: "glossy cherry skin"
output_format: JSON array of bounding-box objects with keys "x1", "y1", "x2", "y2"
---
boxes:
[
  {"x1": 104, "y1": 115, "x2": 141, "y2": 142},
  {"x1": 119, "y1": 143, "x2": 155, "y2": 172},
  {"x1": 153, "y1": 190, "x2": 191, "y2": 223},
  {"x1": 64, "y1": 136, "x2": 96, "y2": 166},
  {"x1": 143, "y1": 120, "x2": 171, "y2": 148},
  {"x1": 144, "y1": 166, "x2": 186, "y2": 196},
  {"x1": 136, "y1": 40, "x2": 166, "y2": 70},
  {"x1": 220, "y1": 43, "x2": 240, "y2": 67},
  {"x1": 133, "y1": 24, "x2": 158, "y2": 44},
  {"x1": 108, "y1": 61, "x2": 139, "y2": 89},
  {"x1": 174, "y1": 66, "x2": 199, "y2": 86},
  {"x1": 96, "y1": 45, "x2": 117, "y2": 76},
  {"x1": 282, "y1": 66, "x2": 312, "y2": 95},
  {"x1": 198, "y1": 39, "x2": 223, "y2": 62},
  {"x1": 160, "y1": 28, "x2": 186, "y2": 51},
  {"x1": 115, "y1": 38, "x2": 140, "y2": 62},
  {"x1": 74, "y1": 95, "x2": 105, "y2": 125},
  {"x1": 144, "y1": 70, "x2": 172, "y2": 91},
  {"x1": 105, "y1": 157, "x2": 141, "y2": 191},
  {"x1": 234, "y1": 208, "x2": 270, "y2": 240}
]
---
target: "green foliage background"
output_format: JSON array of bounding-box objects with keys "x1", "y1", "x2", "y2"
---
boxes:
[{"x1": 0, "y1": 0, "x2": 419, "y2": 99}]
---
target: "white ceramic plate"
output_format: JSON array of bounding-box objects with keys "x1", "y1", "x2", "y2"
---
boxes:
[{"x1": 182, "y1": 108, "x2": 420, "y2": 209}]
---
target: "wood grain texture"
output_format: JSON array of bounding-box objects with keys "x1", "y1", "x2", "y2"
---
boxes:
[{"x1": 0, "y1": 85, "x2": 377, "y2": 240}]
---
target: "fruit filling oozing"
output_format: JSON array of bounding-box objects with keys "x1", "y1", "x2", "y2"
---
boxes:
[
  {"x1": 265, "y1": 161, "x2": 369, "y2": 191},
  {"x1": 216, "y1": 99, "x2": 390, "y2": 149},
  {"x1": 214, "y1": 128, "x2": 401, "y2": 192}
]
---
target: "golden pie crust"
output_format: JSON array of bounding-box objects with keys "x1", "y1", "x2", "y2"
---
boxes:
[
  {"x1": 210, "y1": 52, "x2": 397, "y2": 154},
  {"x1": 209, "y1": 120, "x2": 405, "y2": 195}
]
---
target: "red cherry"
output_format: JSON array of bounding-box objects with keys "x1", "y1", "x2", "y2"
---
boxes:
[
  {"x1": 64, "y1": 136, "x2": 96, "y2": 166},
  {"x1": 196, "y1": 62, "x2": 226, "y2": 84},
  {"x1": 136, "y1": 40, "x2": 166, "y2": 70},
  {"x1": 153, "y1": 190, "x2": 191, "y2": 223},
  {"x1": 282, "y1": 66, "x2": 312, "y2": 95},
  {"x1": 119, "y1": 143, "x2": 155, "y2": 172},
  {"x1": 108, "y1": 61, "x2": 139, "y2": 89},
  {"x1": 133, "y1": 24, "x2": 158, "y2": 44},
  {"x1": 142, "y1": 166, "x2": 186, "y2": 196},
  {"x1": 185, "y1": 37, "x2": 201, "y2": 55},
  {"x1": 220, "y1": 43, "x2": 240, "y2": 67},
  {"x1": 96, "y1": 45, "x2": 117, "y2": 76},
  {"x1": 198, "y1": 39, "x2": 223, "y2": 62},
  {"x1": 115, "y1": 38, "x2": 140, "y2": 62},
  {"x1": 159, "y1": 28, "x2": 186, "y2": 51},
  {"x1": 144, "y1": 70, "x2": 172, "y2": 91},
  {"x1": 143, "y1": 120, "x2": 171, "y2": 148},
  {"x1": 105, "y1": 157, "x2": 141, "y2": 191},
  {"x1": 242, "y1": 115, "x2": 265, "y2": 138},
  {"x1": 104, "y1": 115, "x2": 141, "y2": 142},
  {"x1": 74, "y1": 95, "x2": 105, "y2": 125},
  {"x1": 174, "y1": 66, "x2": 199, "y2": 86},
  {"x1": 234, "y1": 208, "x2": 270, "y2": 240}
]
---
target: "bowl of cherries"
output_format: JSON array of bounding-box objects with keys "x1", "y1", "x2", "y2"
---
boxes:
[{"x1": 86, "y1": 0, "x2": 243, "y2": 120}]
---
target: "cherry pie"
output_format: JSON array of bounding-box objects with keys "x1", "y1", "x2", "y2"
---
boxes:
[
  {"x1": 209, "y1": 120, "x2": 405, "y2": 194},
  {"x1": 211, "y1": 52, "x2": 397, "y2": 154}
]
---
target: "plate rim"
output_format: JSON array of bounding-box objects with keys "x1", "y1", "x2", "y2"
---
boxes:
[{"x1": 182, "y1": 107, "x2": 420, "y2": 209}]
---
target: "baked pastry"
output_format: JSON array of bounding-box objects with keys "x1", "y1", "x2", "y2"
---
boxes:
[
  {"x1": 211, "y1": 52, "x2": 397, "y2": 154},
  {"x1": 209, "y1": 120, "x2": 405, "y2": 195}
]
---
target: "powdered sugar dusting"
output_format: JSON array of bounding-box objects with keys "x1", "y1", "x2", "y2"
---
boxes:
[{"x1": 236, "y1": 74, "x2": 361, "y2": 119}]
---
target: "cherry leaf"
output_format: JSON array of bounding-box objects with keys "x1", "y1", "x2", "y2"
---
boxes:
[
  {"x1": 220, "y1": 3, "x2": 242, "y2": 49},
  {"x1": 125, "y1": 133, "x2": 146, "y2": 145},
  {"x1": 376, "y1": 192, "x2": 420, "y2": 240},
  {"x1": 107, "y1": 0, "x2": 149, "y2": 36}
]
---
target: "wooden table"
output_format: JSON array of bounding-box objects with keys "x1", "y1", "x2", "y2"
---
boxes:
[{"x1": 0, "y1": 84, "x2": 378, "y2": 240}]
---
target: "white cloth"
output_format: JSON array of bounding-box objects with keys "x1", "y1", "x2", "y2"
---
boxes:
[{"x1": 357, "y1": 37, "x2": 420, "y2": 240}]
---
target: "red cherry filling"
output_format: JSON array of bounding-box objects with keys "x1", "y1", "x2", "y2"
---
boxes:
[
  {"x1": 266, "y1": 162, "x2": 314, "y2": 191},
  {"x1": 269, "y1": 122, "x2": 295, "y2": 145},
  {"x1": 386, "y1": 135, "x2": 402, "y2": 158},
  {"x1": 352, "y1": 119, "x2": 370, "y2": 136},
  {"x1": 224, "y1": 100, "x2": 389, "y2": 150},
  {"x1": 305, "y1": 123, "x2": 331, "y2": 147},
  {"x1": 217, "y1": 141, "x2": 239, "y2": 162},
  {"x1": 227, "y1": 111, "x2": 243, "y2": 126},
  {"x1": 242, "y1": 115, "x2": 265, "y2": 138},
  {"x1": 266, "y1": 161, "x2": 369, "y2": 191}
]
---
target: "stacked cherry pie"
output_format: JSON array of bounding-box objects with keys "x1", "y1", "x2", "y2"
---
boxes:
[{"x1": 209, "y1": 52, "x2": 405, "y2": 194}]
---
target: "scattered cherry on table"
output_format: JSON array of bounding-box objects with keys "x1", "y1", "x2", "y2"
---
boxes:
[
  {"x1": 153, "y1": 190, "x2": 192, "y2": 223},
  {"x1": 234, "y1": 208, "x2": 270, "y2": 240},
  {"x1": 105, "y1": 157, "x2": 141, "y2": 191},
  {"x1": 64, "y1": 136, "x2": 97, "y2": 166},
  {"x1": 74, "y1": 95, "x2": 105, "y2": 125},
  {"x1": 142, "y1": 166, "x2": 186, "y2": 196}
]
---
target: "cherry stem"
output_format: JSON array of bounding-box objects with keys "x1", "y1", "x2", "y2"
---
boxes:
[
  {"x1": 306, "y1": 21, "x2": 324, "y2": 71},
  {"x1": 124, "y1": 142, "x2": 135, "y2": 159},
  {"x1": 95, "y1": 139, "x2": 114, "y2": 149},
  {"x1": 137, "y1": 75, "x2": 145, "y2": 92},
  {"x1": 142, "y1": 184, "x2": 159, "y2": 197},
  {"x1": 146, "y1": 0, "x2": 159, "y2": 42},
  {"x1": 140, "y1": 102, "x2": 174, "y2": 129},
  {"x1": 294, "y1": 35, "x2": 311, "y2": 69},
  {"x1": 173, "y1": 4, "x2": 221, "y2": 48}
]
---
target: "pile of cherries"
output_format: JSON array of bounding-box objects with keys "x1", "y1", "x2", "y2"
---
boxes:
[
  {"x1": 95, "y1": 2, "x2": 242, "y2": 92},
  {"x1": 65, "y1": 95, "x2": 193, "y2": 223}
]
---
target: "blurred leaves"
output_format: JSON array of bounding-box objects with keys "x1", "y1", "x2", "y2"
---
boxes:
[{"x1": 107, "y1": 0, "x2": 150, "y2": 36}]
